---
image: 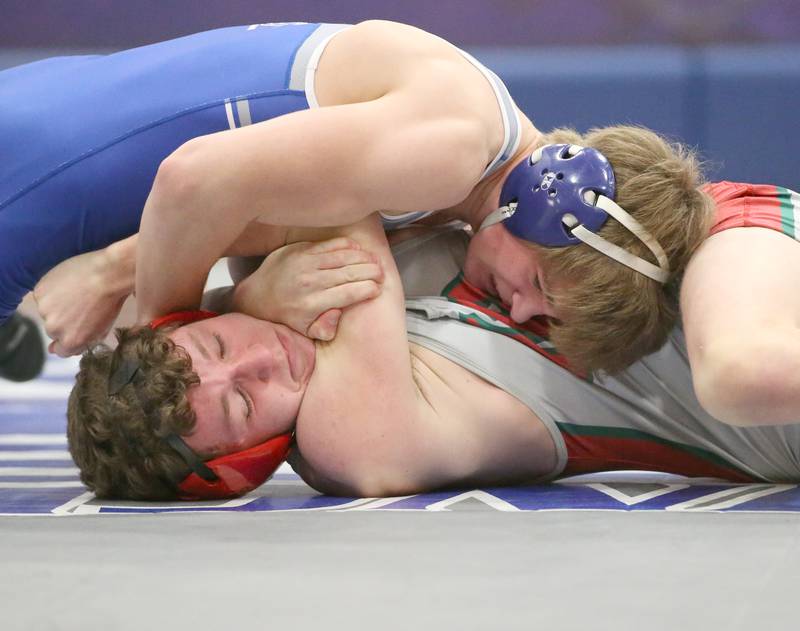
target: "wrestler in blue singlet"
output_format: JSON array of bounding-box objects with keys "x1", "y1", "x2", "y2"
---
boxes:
[
  {"x1": 0, "y1": 21, "x2": 522, "y2": 327},
  {"x1": 0, "y1": 22, "x2": 346, "y2": 322}
]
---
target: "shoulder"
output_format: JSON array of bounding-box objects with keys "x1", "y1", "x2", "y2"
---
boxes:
[
  {"x1": 317, "y1": 21, "x2": 503, "y2": 130},
  {"x1": 342, "y1": 20, "x2": 463, "y2": 61}
]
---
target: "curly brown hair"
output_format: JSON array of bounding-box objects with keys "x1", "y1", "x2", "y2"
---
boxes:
[
  {"x1": 67, "y1": 325, "x2": 200, "y2": 499},
  {"x1": 535, "y1": 125, "x2": 714, "y2": 374}
]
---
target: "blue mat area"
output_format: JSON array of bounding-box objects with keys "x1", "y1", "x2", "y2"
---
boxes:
[{"x1": 2, "y1": 355, "x2": 800, "y2": 516}]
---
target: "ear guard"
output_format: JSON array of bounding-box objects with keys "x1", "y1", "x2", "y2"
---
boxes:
[
  {"x1": 479, "y1": 144, "x2": 670, "y2": 283},
  {"x1": 171, "y1": 432, "x2": 292, "y2": 501},
  {"x1": 149, "y1": 310, "x2": 293, "y2": 500}
]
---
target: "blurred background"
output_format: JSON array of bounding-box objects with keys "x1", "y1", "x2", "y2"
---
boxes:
[{"x1": 2, "y1": 0, "x2": 799, "y2": 184}]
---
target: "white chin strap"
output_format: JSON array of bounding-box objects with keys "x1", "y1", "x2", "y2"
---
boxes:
[
  {"x1": 478, "y1": 203, "x2": 517, "y2": 232},
  {"x1": 478, "y1": 194, "x2": 670, "y2": 284},
  {"x1": 566, "y1": 192, "x2": 670, "y2": 283}
]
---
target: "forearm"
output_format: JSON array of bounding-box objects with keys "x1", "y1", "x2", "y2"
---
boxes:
[
  {"x1": 135, "y1": 160, "x2": 246, "y2": 322},
  {"x1": 134, "y1": 92, "x2": 482, "y2": 322},
  {"x1": 102, "y1": 234, "x2": 138, "y2": 298},
  {"x1": 134, "y1": 132, "x2": 358, "y2": 322}
]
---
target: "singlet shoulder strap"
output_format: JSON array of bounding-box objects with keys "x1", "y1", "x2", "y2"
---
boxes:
[{"x1": 452, "y1": 49, "x2": 522, "y2": 180}]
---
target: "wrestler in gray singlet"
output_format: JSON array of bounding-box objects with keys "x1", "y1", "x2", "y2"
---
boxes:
[{"x1": 394, "y1": 227, "x2": 800, "y2": 483}]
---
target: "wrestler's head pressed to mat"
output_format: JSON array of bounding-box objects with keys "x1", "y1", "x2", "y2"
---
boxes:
[
  {"x1": 67, "y1": 310, "x2": 316, "y2": 501},
  {"x1": 68, "y1": 213, "x2": 570, "y2": 503},
  {"x1": 169, "y1": 313, "x2": 313, "y2": 456}
]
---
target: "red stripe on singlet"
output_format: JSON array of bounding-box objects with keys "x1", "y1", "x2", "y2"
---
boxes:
[
  {"x1": 704, "y1": 181, "x2": 784, "y2": 236},
  {"x1": 560, "y1": 432, "x2": 755, "y2": 482},
  {"x1": 442, "y1": 272, "x2": 754, "y2": 482},
  {"x1": 443, "y1": 275, "x2": 576, "y2": 373}
]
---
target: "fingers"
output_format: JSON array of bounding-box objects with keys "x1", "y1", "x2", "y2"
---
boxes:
[
  {"x1": 43, "y1": 325, "x2": 94, "y2": 357},
  {"x1": 317, "y1": 262, "x2": 384, "y2": 287},
  {"x1": 316, "y1": 280, "x2": 382, "y2": 312},
  {"x1": 306, "y1": 309, "x2": 342, "y2": 341},
  {"x1": 293, "y1": 262, "x2": 383, "y2": 304},
  {"x1": 315, "y1": 248, "x2": 378, "y2": 270},
  {"x1": 45, "y1": 322, "x2": 108, "y2": 357},
  {"x1": 49, "y1": 339, "x2": 77, "y2": 358},
  {"x1": 49, "y1": 335, "x2": 85, "y2": 357},
  {"x1": 42, "y1": 320, "x2": 87, "y2": 357},
  {"x1": 305, "y1": 237, "x2": 362, "y2": 255}
]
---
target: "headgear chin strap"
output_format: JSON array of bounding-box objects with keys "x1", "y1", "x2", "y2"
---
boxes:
[
  {"x1": 479, "y1": 144, "x2": 670, "y2": 283},
  {"x1": 109, "y1": 309, "x2": 293, "y2": 501}
]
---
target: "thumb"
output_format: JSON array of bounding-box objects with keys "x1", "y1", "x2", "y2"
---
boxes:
[{"x1": 306, "y1": 309, "x2": 342, "y2": 341}]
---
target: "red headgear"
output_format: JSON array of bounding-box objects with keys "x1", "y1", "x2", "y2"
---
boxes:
[{"x1": 150, "y1": 310, "x2": 293, "y2": 500}]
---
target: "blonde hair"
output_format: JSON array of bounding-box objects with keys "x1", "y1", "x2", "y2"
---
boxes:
[
  {"x1": 535, "y1": 125, "x2": 714, "y2": 373},
  {"x1": 67, "y1": 325, "x2": 199, "y2": 499}
]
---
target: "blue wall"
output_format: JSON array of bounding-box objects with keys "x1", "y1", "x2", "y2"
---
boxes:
[
  {"x1": 472, "y1": 45, "x2": 800, "y2": 188},
  {"x1": 2, "y1": 43, "x2": 798, "y2": 188},
  {"x1": 3, "y1": 2, "x2": 799, "y2": 48}
]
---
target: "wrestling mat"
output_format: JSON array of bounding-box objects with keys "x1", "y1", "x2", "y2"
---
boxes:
[{"x1": 3, "y1": 355, "x2": 800, "y2": 516}]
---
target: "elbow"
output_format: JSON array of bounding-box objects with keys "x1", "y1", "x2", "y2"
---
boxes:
[
  {"x1": 346, "y1": 477, "x2": 412, "y2": 499},
  {"x1": 324, "y1": 461, "x2": 417, "y2": 498},
  {"x1": 692, "y1": 338, "x2": 800, "y2": 426},
  {"x1": 299, "y1": 466, "x2": 403, "y2": 499},
  {"x1": 149, "y1": 139, "x2": 209, "y2": 213}
]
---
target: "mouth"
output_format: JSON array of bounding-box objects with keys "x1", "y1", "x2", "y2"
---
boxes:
[
  {"x1": 276, "y1": 330, "x2": 297, "y2": 383},
  {"x1": 488, "y1": 274, "x2": 509, "y2": 306},
  {"x1": 486, "y1": 273, "x2": 498, "y2": 299}
]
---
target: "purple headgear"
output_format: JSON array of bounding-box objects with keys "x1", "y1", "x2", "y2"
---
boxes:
[
  {"x1": 501, "y1": 144, "x2": 615, "y2": 246},
  {"x1": 479, "y1": 144, "x2": 670, "y2": 283}
]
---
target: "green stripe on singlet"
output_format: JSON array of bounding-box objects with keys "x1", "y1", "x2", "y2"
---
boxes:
[
  {"x1": 777, "y1": 186, "x2": 797, "y2": 240},
  {"x1": 556, "y1": 422, "x2": 754, "y2": 476},
  {"x1": 459, "y1": 311, "x2": 516, "y2": 335},
  {"x1": 441, "y1": 273, "x2": 463, "y2": 297},
  {"x1": 440, "y1": 271, "x2": 570, "y2": 368}
]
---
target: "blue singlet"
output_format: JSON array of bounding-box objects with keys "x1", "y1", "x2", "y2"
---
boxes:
[{"x1": 0, "y1": 22, "x2": 346, "y2": 321}]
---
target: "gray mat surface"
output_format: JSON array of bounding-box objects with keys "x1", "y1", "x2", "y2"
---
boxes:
[{"x1": 3, "y1": 510, "x2": 799, "y2": 631}]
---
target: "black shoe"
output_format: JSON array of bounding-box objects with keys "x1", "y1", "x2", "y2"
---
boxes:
[{"x1": 0, "y1": 313, "x2": 46, "y2": 382}]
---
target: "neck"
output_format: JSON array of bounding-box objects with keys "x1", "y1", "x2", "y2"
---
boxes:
[{"x1": 458, "y1": 123, "x2": 543, "y2": 232}]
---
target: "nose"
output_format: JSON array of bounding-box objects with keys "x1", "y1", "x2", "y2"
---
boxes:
[
  {"x1": 231, "y1": 344, "x2": 272, "y2": 383},
  {"x1": 509, "y1": 290, "x2": 551, "y2": 323}
]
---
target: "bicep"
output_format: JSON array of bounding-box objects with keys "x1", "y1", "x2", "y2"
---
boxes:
[
  {"x1": 292, "y1": 216, "x2": 444, "y2": 495},
  {"x1": 290, "y1": 217, "x2": 490, "y2": 496},
  {"x1": 168, "y1": 82, "x2": 486, "y2": 229},
  {"x1": 681, "y1": 227, "x2": 800, "y2": 421},
  {"x1": 293, "y1": 217, "x2": 549, "y2": 495},
  {"x1": 682, "y1": 227, "x2": 800, "y2": 360}
]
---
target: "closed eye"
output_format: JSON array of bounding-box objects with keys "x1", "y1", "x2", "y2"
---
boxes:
[
  {"x1": 214, "y1": 333, "x2": 226, "y2": 359},
  {"x1": 238, "y1": 387, "x2": 253, "y2": 420},
  {"x1": 534, "y1": 274, "x2": 557, "y2": 312}
]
